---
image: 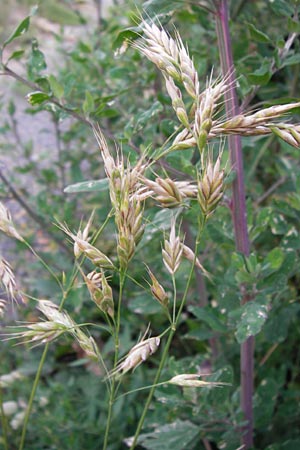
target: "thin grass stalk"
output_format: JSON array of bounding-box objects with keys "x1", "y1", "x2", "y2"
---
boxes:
[
  {"x1": 214, "y1": 1, "x2": 253, "y2": 448},
  {"x1": 18, "y1": 214, "x2": 113, "y2": 449},
  {"x1": 0, "y1": 385, "x2": 9, "y2": 450},
  {"x1": 18, "y1": 343, "x2": 49, "y2": 450},
  {"x1": 102, "y1": 269, "x2": 127, "y2": 450},
  {"x1": 130, "y1": 216, "x2": 205, "y2": 449}
]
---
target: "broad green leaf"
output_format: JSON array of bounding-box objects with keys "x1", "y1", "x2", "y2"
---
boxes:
[
  {"x1": 134, "y1": 101, "x2": 164, "y2": 132},
  {"x1": 188, "y1": 305, "x2": 227, "y2": 333},
  {"x1": 269, "y1": 0, "x2": 294, "y2": 17},
  {"x1": 281, "y1": 54, "x2": 300, "y2": 67},
  {"x1": 113, "y1": 27, "x2": 141, "y2": 51},
  {"x1": 83, "y1": 91, "x2": 95, "y2": 116},
  {"x1": 64, "y1": 178, "x2": 109, "y2": 194},
  {"x1": 136, "y1": 420, "x2": 199, "y2": 450},
  {"x1": 28, "y1": 39, "x2": 47, "y2": 79},
  {"x1": 264, "y1": 247, "x2": 284, "y2": 270},
  {"x1": 247, "y1": 23, "x2": 271, "y2": 43},
  {"x1": 254, "y1": 378, "x2": 278, "y2": 428},
  {"x1": 235, "y1": 302, "x2": 268, "y2": 343},
  {"x1": 248, "y1": 64, "x2": 272, "y2": 86},
  {"x1": 48, "y1": 75, "x2": 64, "y2": 99},
  {"x1": 26, "y1": 91, "x2": 51, "y2": 106},
  {"x1": 3, "y1": 5, "x2": 38, "y2": 48}
]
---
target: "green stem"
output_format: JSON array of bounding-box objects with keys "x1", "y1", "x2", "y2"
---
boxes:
[
  {"x1": 0, "y1": 385, "x2": 9, "y2": 450},
  {"x1": 130, "y1": 217, "x2": 205, "y2": 449},
  {"x1": 102, "y1": 269, "x2": 127, "y2": 450},
  {"x1": 18, "y1": 344, "x2": 49, "y2": 450}
]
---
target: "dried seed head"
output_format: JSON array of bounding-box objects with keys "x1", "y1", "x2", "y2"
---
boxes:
[
  {"x1": 74, "y1": 212, "x2": 94, "y2": 258},
  {"x1": 165, "y1": 77, "x2": 190, "y2": 128},
  {"x1": 146, "y1": 266, "x2": 168, "y2": 308},
  {"x1": 168, "y1": 373, "x2": 230, "y2": 388},
  {"x1": 162, "y1": 220, "x2": 183, "y2": 275},
  {"x1": 198, "y1": 155, "x2": 225, "y2": 217},
  {"x1": 59, "y1": 223, "x2": 113, "y2": 269},
  {"x1": 86, "y1": 270, "x2": 114, "y2": 319},
  {"x1": 0, "y1": 257, "x2": 23, "y2": 306},
  {"x1": 182, "y1": 244, "x2": 211, "y2": 279},
  {"x1": 108, "y1": 334, "x2": 160, "y2": 379},
  {"x1": 0, "y1": 202, "x2": 24, "y2": 242}
]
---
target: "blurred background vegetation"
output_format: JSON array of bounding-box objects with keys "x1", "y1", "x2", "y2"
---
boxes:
[{"x1": 1, "y1": 1, "x2": 300, "y2": 449}]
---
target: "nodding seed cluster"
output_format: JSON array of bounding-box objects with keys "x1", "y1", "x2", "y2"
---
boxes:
[
  {"x1": 94, "y1": 127, "x2": 145, "y2": 269},
  {"x1": 108, "y1": 334, "x2": 160, "y2": 379},
  {"x1": 85, "y1": 270, "x2": 114, "y2": 319},
  {"x1": 11, "y1": 300, "x2": 99, "y2": 361},
  {"x1": 0, "y1": 201, "x2": 24, "y2": 242}
]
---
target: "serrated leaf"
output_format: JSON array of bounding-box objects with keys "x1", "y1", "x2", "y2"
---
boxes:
[
  {"x1": 64, "y1": 178, "x2": 109, "y2": 194},
  {"x1": 235, "y1": 302, "x2": 268, "y2": 343},
  {"x1": 136, "y1": 420, "x2": 199, "y2": 450},
  {"x1": 48, "y1": 75, "x2": 64, "y2": 99},
  {"x1": 247, "y1": 23, "x2": 271, "y2": 43}
]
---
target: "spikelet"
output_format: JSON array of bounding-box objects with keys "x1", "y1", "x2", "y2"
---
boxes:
[
  {"x1": 73, "y1": 211, "x2": 95, "y2": 258},
  {"x1": 162, "y1": 220, "x2": 183, "y2": 275},
  {"x1": 0, "y1": 202, "x2": 24, "y2": 242},
  {"x1": 135, "y1": 177, "x2": 197, "y2": 206},
  {"x1": 168, "y1": 373, "x2": 230, "y2": 388},
  {"x1": 198, "y1": 155, "x2": 225, "y2": 217},
  {"x1": 85, "y1": 270, "x2": 114, "y2": 319},
  {"x1": 146, "y1": 265, "x2": 168, "y2": 308},
  {"x1": 107, "y1": 333, "x2": 160, "y2": 379},
  {"x1": 59, "y1": 223, "x2": 113, "y2": 269}
]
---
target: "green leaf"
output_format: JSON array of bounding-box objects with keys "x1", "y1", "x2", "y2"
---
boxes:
[
  {"x1": 264, "y1": 247, "x2": 284, "y2": 271},
  {"x1": 83, "y1": 91, "x2": 95, "y2": 116},
  {"x1": 64, "y1": 179, "x2": 109, "y2": 194},
  {"x1": 3, "y1": 4, "x2": 38, "y2": 48},
  {"x1": 281, "y1": 53, "x2": 300, "y2": 67},
  {"x1": 113, "y1": 27, "x2": 141, "y2": 51},
  {"x1": 137, "y1": 420, "x2": 199, "y2": 450},
  {"x1": 248, "y1": 63, "x2": 272, "y2": 86},
  {"x1": 143, "y1": 0, "x2": 184, "y2": 16},
  {"x1": 188, "y1": 305, "x2": 227, "y2": 333},
  {"x1": 235, "y1": 302, "x2": 268, "y2": 343},
  {"x1": 48, "y1": 75, "x2": 64, "y2": 99},
  {"x1": 26, "y1": 91, "x2": 51, "y2": 106},
  {"x1": 247, "y1": 23, "x2": 271, "y2": 43},
  {"x1": 28, "y1": 39, "x2": 47, "y2": 79},
  {"x1": 269, "y1": 0, "x2": 294, "y2": 17},
  {"x1": 6, "y1": 49, "x2": 25, "y2": 63}
]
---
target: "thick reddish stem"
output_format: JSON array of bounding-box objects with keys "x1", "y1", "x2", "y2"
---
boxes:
[{"x1": 214, "y1": 1, "x2": 254, "y2": 448}]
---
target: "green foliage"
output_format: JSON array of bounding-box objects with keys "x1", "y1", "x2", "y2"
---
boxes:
[{"x1": 1, "y1": 1, "x2": 300, "y2": 450}]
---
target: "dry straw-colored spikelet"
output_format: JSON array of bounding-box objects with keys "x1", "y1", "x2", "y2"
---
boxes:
[
  {"x1": 0, "y1": 201, "x2": 24, "y2": 242},
  {"x1": 85, "y1": 270, "x2": 114, "y2": 319},
  {"x1": 146, "y1": 265, "x2": 169, "y2": 308},
  {"x1": 9, "y1": 300, "x2": 99, "y2": 361},
  {"x1": 107, "y1": 332, "x2": 160, "y2": 379},
  {"x1": 58, "y1": 222, "x2": 114, "y2": 269},
  {"x1": 168, "y1": 373, "x2": 230, "y2": 388},
  {"x1": 0, "y1": 257, "x2": 23, "y2": 313},
  {"x1": 135, "y1": 176, "x2": 197, "y2": 207},
  {"x1": 198, "y1": 154, "x2": 225, "y2": 217},
  {"x1": 162, "y1": 219, "x2": 183, "y2": 275}
]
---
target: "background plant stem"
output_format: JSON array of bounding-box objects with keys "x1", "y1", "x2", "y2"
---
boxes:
[{"x1": 214, "y1": 1, "x2": 253, "y2": 448}]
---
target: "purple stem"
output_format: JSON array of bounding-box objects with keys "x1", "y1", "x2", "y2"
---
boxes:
[{"x1": 214, "y1": 1, "x2": 254, "y2": 448}]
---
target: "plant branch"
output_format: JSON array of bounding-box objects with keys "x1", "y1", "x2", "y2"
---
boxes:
[
  {"x1": 214, "y1": 2, "x2": 253, "y2": 449},
  {"x1": 0, "y1": 168, "x2": 72, "y2": 256}
]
